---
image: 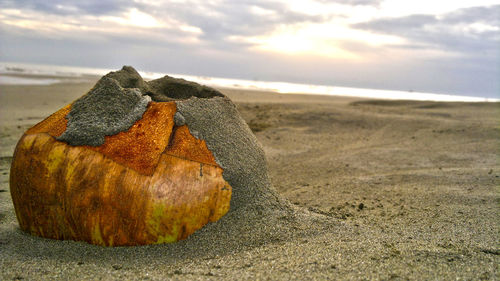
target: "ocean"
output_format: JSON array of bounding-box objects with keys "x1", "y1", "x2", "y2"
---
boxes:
[{"x1": 0, "y1": 62, "x2": 497, "y2": 102}]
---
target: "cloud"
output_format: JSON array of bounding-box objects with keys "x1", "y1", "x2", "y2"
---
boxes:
[
  {"x1": 0, "y1": 0, "x2": 130, "y2": 15},
  {"x1": 0, "y1": 0, "x2": 334, "y2": 51},
  {"x1": 352, "y1": 5, "x2": 500, "y2": 56},
  {"x1": 443, "y1": 5, "x2": 500, "y2": 25},
  {"x1": 145, "y1": 1, "x2": 329, "y2": 43},
  {"x1": 316, "y1": 0, "x2": 381, "y2": 6},
  {"x1": 0, "y1": 0, "x2": 377, "y2": 41}
]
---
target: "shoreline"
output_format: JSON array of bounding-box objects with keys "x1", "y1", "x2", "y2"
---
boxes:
[{"x1": 1, "y1": 63, "x2": 498, "y2": 102}]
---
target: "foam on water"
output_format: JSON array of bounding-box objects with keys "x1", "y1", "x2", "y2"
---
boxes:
[
  {"x1": 0, "y1": 76, "x2": 60, "y2": 85},
  {"x1": 0, "y1": 62, "x2": 111, "y2": 77},
  {"x1": 1, "y1": 62, "x2": 497, "y2": 102}
]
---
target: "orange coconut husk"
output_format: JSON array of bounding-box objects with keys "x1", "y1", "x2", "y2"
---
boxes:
[{"x1": 10, "y1": 101, "x2": 231, "y2": 246}]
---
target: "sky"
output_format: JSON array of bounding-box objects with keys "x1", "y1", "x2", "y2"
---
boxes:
[{"x1": 0, "y1": 0, "x2": 499, "y2": 98}]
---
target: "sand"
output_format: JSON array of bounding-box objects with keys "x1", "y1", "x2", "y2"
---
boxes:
[{"x1": 0, "y1": 78, "x2": 499, "y2": 280}]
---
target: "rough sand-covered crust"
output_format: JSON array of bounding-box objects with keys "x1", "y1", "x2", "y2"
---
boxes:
[
  {"x1": 57, "y1": 77, "x2": 151, "y2": 146},
  {"x1": 58, "y1": 66, "x2": 282, "y2": 212}
]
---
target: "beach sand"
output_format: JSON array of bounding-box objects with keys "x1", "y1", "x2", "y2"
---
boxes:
[{"x1": 0, "y1": 79, "x2": 498, "y2": 280}]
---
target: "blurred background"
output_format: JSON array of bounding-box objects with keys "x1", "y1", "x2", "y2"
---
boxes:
[{"x1": 0, "y1": 0, "x2": 498, "y2": 100}]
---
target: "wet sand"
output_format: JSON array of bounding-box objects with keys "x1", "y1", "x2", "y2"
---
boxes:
[{"x1": 0, "y1": 80, "x2": 499, "y2": 280}]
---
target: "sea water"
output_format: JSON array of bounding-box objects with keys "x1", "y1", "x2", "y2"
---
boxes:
[
  {"x1": 0, "y1": 76, "x2": 60, "y2": 85},
  {"x1": 0, "y1": 62, "x2": 497, "y2": 102}
]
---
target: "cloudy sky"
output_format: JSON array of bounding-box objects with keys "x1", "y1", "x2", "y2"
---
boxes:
[{"x1": 0, "y1": 0, "x2": 498, "y2": 98}]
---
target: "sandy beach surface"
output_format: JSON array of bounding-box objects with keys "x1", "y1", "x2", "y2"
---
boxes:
[{"x1": 0, "y1": 78, "x2": 498, "y2": 280}]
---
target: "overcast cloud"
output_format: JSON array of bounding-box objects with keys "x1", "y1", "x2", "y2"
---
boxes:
[
  {"x1": 353, "y1": 5, "x2": 500, "y2": 56},
  {"x1": 0, "y1": 0, "x2": 498, "y2": 98}
]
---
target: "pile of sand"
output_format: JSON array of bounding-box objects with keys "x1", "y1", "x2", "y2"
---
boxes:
[{"x1": 11, "y1": 66, "x2": 330, "y2": 252}]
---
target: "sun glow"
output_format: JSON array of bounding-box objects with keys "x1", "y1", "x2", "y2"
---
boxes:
[
  {"x1": 103, "y1": 8, "x2": 163, "y2": 28},
  {"x1": 248, "y1": 33, "x2": 359, "y2": 59},
  {"x1": 234, "y1": 22, "x2": 405, "y2": 60}
]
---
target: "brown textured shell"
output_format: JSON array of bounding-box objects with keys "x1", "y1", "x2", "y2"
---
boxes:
[{"x1": 10, "y1": 101, "x2": 231, "y2": 246}]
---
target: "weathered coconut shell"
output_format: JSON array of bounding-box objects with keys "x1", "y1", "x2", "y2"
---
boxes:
[{"x1": 9, "y1": 70, "x2": 232, "y2": 246}]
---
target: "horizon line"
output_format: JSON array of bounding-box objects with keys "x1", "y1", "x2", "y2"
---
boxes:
[{"x1": 1, "y1": 61, "x2": 498, "y2": 103}]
